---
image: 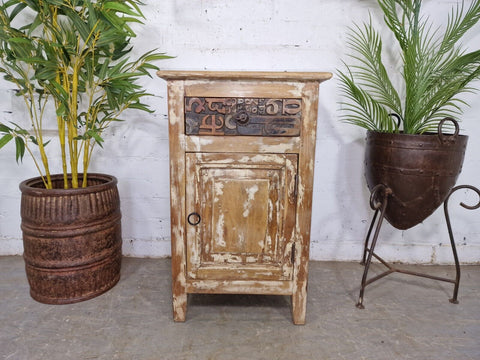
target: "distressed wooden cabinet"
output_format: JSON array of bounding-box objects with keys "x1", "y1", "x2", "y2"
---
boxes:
[{"x1": 157, "y1": 71, "x2": 331, "y2": 324}]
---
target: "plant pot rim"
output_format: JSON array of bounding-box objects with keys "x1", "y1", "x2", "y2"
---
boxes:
[
  {"x1": 19, "y1": 173, "x2": 118, "y2": 196},
  {"x1": 366, "y1": 130, "x2": 468, "y2": 140}
]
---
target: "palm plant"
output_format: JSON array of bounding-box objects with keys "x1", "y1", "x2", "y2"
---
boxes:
[
  {"x1": 338, "y1": 0, "x2": 480, "y2": 134},
  {"x1": 0, "y1": 0, "x2": 170, "y2": 189}
]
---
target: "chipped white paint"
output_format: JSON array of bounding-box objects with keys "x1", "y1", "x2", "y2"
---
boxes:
[
  {"x1": 267, "y1": 198, "x2": 274, "y2": 223},
  {"x1": 188, "y1": 136, "x2": 215, "y2": 151},
  {"x1": 243, "y1": 184, "x2": 259, "y2": 217},
  {"x1": 215, "y1": 212, "x2": 226, "y2": 248},
  {"x1": 187, "y1": 279, "x2": 294, "y2": 294},
  {"x1": 308, "y1": 158, "x2": 314, "y2": 172},
  {"x1": 259, "y1": 142, "x2": 297, "y2": 153},
  {"x1": 213, "y1": 181, "x2": 224, "y2": 198}
]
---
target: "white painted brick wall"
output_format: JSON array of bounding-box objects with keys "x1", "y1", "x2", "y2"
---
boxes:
[{"x1": 1, "y1": 0, "x2": 480, "y2": 263}]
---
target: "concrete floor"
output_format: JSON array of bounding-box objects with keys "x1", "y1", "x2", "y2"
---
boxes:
[{"x1": 0, "y1": 256, "x2": 479, "y2": 360}]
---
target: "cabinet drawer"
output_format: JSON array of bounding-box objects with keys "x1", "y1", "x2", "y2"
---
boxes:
[{"x1": 185, "y1": 97, "x2": 301, "y2": 136}]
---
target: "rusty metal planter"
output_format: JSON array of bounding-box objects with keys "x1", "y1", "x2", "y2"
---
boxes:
[
  {"x1": 364, "y1": 129, "x2": 468, "y2": 230},
  {"x1": 20, "y1": 173, "x2": 122, "y2": 304}
]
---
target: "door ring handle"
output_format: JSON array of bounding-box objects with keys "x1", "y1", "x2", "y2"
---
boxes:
[{"x1": 187, "y1": 212, "x2": 201, "y2": 226}]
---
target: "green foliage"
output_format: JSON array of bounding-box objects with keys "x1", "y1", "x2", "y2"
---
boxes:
[
  {"x1": 0, "y1": 0, "x2": 171, "y2": 188},
  {"x1": 338, "y1": 0, "x2": 480, "y2": 134}
]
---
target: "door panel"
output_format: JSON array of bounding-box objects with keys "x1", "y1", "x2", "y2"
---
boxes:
[{"x1": 186, "y1": 153, "x2": 298, "y2": 281}]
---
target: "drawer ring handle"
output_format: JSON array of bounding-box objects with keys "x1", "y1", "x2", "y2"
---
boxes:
[
  {"x1": 234, "y1": 111, "x2": 249, "y2": 125},
  {"x1": 187, "y1": 212, "x2": 201, "y2": 226}
]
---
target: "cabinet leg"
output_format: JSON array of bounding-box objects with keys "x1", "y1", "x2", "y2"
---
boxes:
[
  {"x1": 172, "y1": 291, "x2": 187, "y2": 322},
  {"x1": 291, "y1": 284, "x2": 307, "y2": 325},
  {"x1": 171, "y1": 259, "x2": 187, "y2": 322}
]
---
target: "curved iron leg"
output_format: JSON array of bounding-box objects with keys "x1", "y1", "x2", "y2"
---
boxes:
[
  {"x1": 444, "y1": 201, "x2": 460, "y2": 304},
  {"x1": 357, "y1": 185, "x2": 391, "y2": 309},
  {"x1": 361, "y1": 209, "x2": 379, "y2": 265},
  {"x1": 443, "y1": 185, "x2": 480, "y2": 304}
]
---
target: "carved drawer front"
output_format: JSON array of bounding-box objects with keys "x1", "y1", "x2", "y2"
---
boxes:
[
  {"x1": 185, "y1": 97, "x2": 302, "y2": 136},
  {"x1": 185, "y1": 152, "x2": 298, "y2": 281}
]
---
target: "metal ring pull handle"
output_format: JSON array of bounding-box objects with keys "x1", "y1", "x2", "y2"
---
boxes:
[
  {"x1": 438, "y1": 117, "x2": 460, "y2": 143},
  {"x1": 234, "y1": 111, "x2": 250, "y2": 125},
  {"x1": 187, "y1": 212, "x2": 201, "y2": 226}
]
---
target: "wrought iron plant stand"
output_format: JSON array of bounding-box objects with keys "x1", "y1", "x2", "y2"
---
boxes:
[{"x1": 356, "y1": 118, "x2": 480, "y2": 309}]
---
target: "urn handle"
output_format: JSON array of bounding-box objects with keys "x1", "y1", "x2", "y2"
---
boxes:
[
  {"x1": 438, "y1": 117, "x2": 459, "y2": 143},
  {"x1": 388, "y1": 113, "x2": 402, "y2": 129}
]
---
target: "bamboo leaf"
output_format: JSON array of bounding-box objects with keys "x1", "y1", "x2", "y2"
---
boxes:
[
  {"x1": 28, "y1": 136, "x2": 49, "y2": 147},
  {"x1": 14, "y1": 136, "x2": 25, "y2": 162},
  {"x1": 8, "y1": 2, "x2": 26, "y2": 20},
  {"x1": 56, "y1": 103, "x2": 67, "y2": 117},
  {"x1": 128, "y1": 102, "x2": 153, "y2": 113},
  {"x1": 85, "y1": 129, "x2": 104, "y2": 147},
  {"x1": 0, "y1": 133, "x2": 13, "y2": 149},
  {"x1": 0, "y1": 123, "x2": 13, "y2": 133},
  {"x1": 9, "y1": 122, "x2": 29, "y2": 136},
  {"x1": 103, "y1": 2, "x2": 141, "y2": 17},
  {"x1": 86, "y1": 0, "x2": 98, "y2": 28},
  {"x1": 27, "y1": 13, "x2": 43, "y2": 35},
  {"x1": 7, "y1": 37, "x2": 30, "y2": 45},
  {"x1": 62, "y1": 7, "x2": 91, "y2": 42}
]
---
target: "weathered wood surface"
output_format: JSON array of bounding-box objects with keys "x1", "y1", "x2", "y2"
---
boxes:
[
  {"x1": 166, "y1": 80, "x2": 188, "y2": 322},
  {"x1": 186, "y1": 280, "x2": 293, "y2": 294},
  {"x1": 291, "y1": 81, "x2": 319, "y2": 325},
  {"x1": 157, "y1": 70, "x2": 332, "y2": 82},
  {"x1": 159, "y1": 70, "x2": 331, "y2": 324},
  {"x1": 185, "y1": 153, "x2": 297, "y2": 281}
]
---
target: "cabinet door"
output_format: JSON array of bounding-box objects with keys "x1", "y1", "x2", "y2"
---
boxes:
[{"x1": 186, "y1": 153, "x2": 298, "y2": 281}]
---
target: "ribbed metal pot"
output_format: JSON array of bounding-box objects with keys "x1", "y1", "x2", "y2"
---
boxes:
[
  {"x1": 365, "y1": 128, "x2": 468, "y2": 230},
  {"x1": 20, "y1": 173, "x2": 122, "y2": 304}
]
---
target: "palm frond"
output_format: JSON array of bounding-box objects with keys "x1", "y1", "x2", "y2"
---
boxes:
[
  {"x1": 339, "y1": 0, "x2": 480, "y2": 134},
  {"x1": 345, "y1": 19, "x2": 402, "y2": 118},
  {"x1": 338, "y1": 69, "x2": 396, "y2": 132},
  {"x1": 441, "y1": 1, "x2": 480, "y2": 56}
]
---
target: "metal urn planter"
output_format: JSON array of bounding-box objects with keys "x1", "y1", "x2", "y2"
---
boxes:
[
  {"x1": 20, "y1": 173, "x2": 122, "y2": 304},
  {"x1": 364, "y1": 120, "x2": 468, "y2": 230},
  {"x1": 357, "y1": 119, "x2": 480, "y2": 308}
]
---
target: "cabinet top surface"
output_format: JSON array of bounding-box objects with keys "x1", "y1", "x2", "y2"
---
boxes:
[{"x1": 157, "y1": 70, "x2": 332, "y2": 82}]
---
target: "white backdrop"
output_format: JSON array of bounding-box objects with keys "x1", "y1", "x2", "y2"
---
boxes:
[{"x1": 1, "y1": 0, "x2": 480, "y2": 263}]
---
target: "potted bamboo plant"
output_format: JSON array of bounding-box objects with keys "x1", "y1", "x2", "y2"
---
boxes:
[
  {"x1": 338, "y1": 0, "x2": 480, "y2": 307},
  {"x1": 0, "y1": 0, "x2": 170, "y2": 304}
]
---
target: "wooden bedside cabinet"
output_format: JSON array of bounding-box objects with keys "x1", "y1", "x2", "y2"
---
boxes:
[{"x1": 157, "y1": 71, "x2": 331, "y2": 324}]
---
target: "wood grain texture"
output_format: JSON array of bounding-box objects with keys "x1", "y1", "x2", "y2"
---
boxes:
[
  {"x1": 159, "y1": 70, "x2": 331, "y2": 324},
  {"x1": 185, "y1": 153, "x2": 297, "y2": 281},
  {"x1": 186, "y1": 279, "x2": 293, "y2": 295},
  {"x1": 291, "y1": 81, "x2": 320, "y2": 325},
  {"x1": 157, "y1": 70, "x2": 332, "y2": 82}
]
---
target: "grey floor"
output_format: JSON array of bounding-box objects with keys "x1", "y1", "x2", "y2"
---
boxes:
[{"x1": 0, "y1": 256, "x2": 479, "y2": 360}]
